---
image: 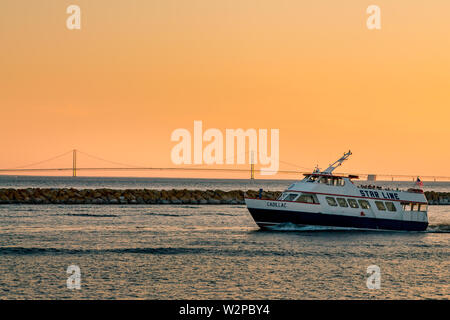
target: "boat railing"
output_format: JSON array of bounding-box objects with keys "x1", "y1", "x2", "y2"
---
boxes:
[
  {"x1": 357, "y1": 185, "x2": 424, "y2": 194},
  {"x1": 357, "y1": 185, "x2": 402, "y2": 192}
]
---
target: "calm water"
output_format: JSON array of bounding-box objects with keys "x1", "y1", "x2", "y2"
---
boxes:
[
  {"x1": 0, "y1": 204, "x2": 448, "y2": 299},
  {"x1": 0, "y1": 177, "x2": 448, "y2": 299},
  {"x1": 1, "y1": 175, "x2": 449, "y2": 192}
]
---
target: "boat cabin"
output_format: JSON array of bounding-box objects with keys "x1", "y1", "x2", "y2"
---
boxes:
[{"x1": 301, "y1": 173, "x2": 357, "y2": 186}]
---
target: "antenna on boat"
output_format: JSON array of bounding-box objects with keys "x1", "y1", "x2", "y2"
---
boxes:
[{"x1": 323, "y1": 150, "x2": 352, "y2": 174}]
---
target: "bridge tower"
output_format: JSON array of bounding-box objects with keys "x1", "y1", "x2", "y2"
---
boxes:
[{"x1": 72, "y1": 149, "x2": 77, "y2": 177}]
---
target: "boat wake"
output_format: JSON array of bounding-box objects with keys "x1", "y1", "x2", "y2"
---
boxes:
[
  {"x1": 426, "y1": 224, "x2": 450, "y2": 233},
  {"x1": 266, "y1": 223, "x2": 355, "y2": 232},
  {"x1": 265, "y1": 222, "x2": 450, "y2": 233}
]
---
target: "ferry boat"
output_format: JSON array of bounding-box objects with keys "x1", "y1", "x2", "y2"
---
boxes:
[{"x1": 245, "y1": 151, "x2": 428, "y2": 231}]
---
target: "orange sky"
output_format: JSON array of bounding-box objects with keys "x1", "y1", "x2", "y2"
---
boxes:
[{"x1": 1, "y1": 0, "x2": 449, "y2": 179}]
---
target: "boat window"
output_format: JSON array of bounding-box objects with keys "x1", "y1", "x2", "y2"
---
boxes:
[
  {"x1": 402, "y1": 202, "x2": 412, "y2": 211},
  {"x1": 385, "y1": 202, "x2": 396, "y2": 212},
  {"x1": 358, "y1": 199, "x2": 370, "y2": 209},
  {"x1": 297, "y1": 194, "x2": 318, "y2": 204},
  {"x1": 280, "y1": 193, "x2": 293, "y2": 200},
  {"x1": 418, "y1": 204, "x2": 428, "y2": 212},
  {"x1": 326, "y1": 197, "x2": 337, "y2": 206},
  {"x1": 336, "y1": 198, "x2": 348, "y2": 207},
  {"x1": 284, "y1": 193, "x2": 299, "y2": 201},
  {"x1": 318, "y1": 177, "x2": 329, "y2": 184},
  {"x1": 307, "y1": 176, "x2": 318, "y2": 183},
  {"x1": 375, "y1": 201, "x2": 386, "y2": 211},
  {"x1": 347, "y1": 199, "x2": 359, "y2": 208},
  {"x1": 405, "y1": 203, "x2": 425, "y2": 211},
  {"x1": 332, "y1": 178, "x2": 345, "y2": 186}
]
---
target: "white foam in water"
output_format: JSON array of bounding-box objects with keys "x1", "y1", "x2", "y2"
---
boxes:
[
  {"x1": 426, "y1": 224, "x2": 450, "y2": 233},
  {"x1": 267, "y1": 222, "x2": 450, "y2": 233},
  {"x1": 267, "y1": 223, "x2": 355, "y2": 231}
]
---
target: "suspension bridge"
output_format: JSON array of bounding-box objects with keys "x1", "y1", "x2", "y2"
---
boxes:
[{"x1": 0, "y1": 149, "x2": 449, "y2": 181}]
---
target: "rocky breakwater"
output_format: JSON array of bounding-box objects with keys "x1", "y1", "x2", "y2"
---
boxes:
[
  {"x1": 0, "y1": 188, "x2": 281, "y2": 205},
  {"x1": 424, "y1": 191, "x2": 450, "y2": 205},
  {"x1": 0, "y1": 188, "x2": 448, "y2": 205}
]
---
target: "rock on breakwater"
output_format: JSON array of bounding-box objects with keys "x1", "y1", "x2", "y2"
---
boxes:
[
  {"x1": 0, "y1": 188, "x2": 448, "y2": 205},
  {"x1": 0, "y1": 188, "x2": 280, "y2": 205},
  {"x1": 424, "y1": 191, "x2": 450, "y2": 205}
]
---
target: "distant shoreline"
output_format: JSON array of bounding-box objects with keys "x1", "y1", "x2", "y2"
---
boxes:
[
  {"x1": 1, "y1": 174, "x2": 449, "y2": 182},
  {"x1": 0, "y1": 188, "x2": 449, "y2": 205}
]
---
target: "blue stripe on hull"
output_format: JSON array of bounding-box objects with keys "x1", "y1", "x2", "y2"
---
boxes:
[{"x1": 247, "y1": 208, "x2": 428, "y2": 231}]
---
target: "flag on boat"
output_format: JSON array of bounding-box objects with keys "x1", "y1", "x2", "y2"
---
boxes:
[{"x1": 415, "y1": 177, "x2": 423, "y2": 188}]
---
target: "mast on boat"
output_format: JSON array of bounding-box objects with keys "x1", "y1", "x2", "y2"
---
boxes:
[{"x1": 322, "y1": 150, "x2": 352, "y2": 174}]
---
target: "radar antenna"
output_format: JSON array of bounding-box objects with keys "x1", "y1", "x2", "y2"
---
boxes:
[{"x1": 323, "y1": 150, "x2": 352, "y2": 174}]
